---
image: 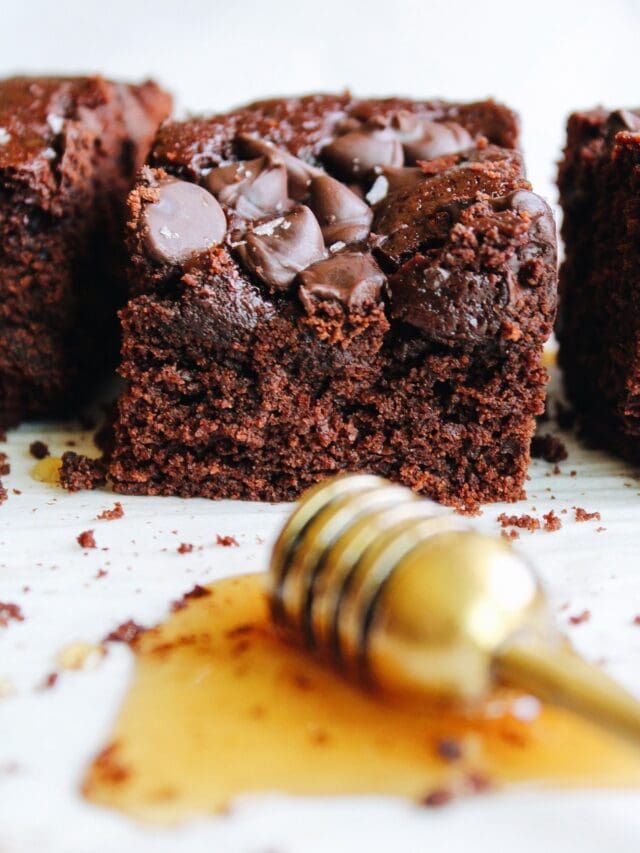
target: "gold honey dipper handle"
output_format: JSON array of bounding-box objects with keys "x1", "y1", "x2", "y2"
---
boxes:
[{"x1": 269, "y1": 473, "x2": 640, "y2": 747}]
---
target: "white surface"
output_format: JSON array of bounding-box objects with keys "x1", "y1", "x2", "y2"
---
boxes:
[
  {"x1": 2, "y1": 371, "x2": 640, "y2": 852},
  {"x1": 3, "y1": 2, "x2": 640, "y2": 849}
]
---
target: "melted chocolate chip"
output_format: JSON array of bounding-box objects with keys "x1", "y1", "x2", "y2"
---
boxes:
[
  {"x1": 321, "y1": 128, "x2": 403, "y2": 181},
  {"x1": 298, "y1": 252, "x2": 386, "y2": 309},
  {"x1": 205, "y1": 156, "x2": 289, "y2": 218},
  {"x1": 235, "y1": 205, "x2": 325, "y2": 290},
  {"x1": 369, "y1": 166, "x2": 426, "y2": 199},
  {"x1": 403, "y1": 121, "x2": 473, "y2": 164},
  {"x1": 143, "y1": 179, "x2": 227, "y2": 264},
  {"x1": 235, "y1": 133, "x2": 323, "y2": 200},
  {"x1": 308, "y1": 174, "x2": 373, "y2": 245}
]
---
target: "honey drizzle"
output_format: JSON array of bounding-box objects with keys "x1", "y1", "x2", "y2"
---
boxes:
[{"x1": 83, "y1": 573, "x2": 640, "y2": 823}]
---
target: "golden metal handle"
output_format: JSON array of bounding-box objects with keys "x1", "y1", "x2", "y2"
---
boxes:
[{"x1": 496, "y1": 640, "x2": 640, "y2": 745}]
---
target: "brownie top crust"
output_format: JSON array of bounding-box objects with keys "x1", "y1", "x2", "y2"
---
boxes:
[
  {"x1": 0, "y1": 76, "x2": 171, "y2": 208},
  {"x1": 128, "y1": 94, "x2": 556, "y2": 348}
]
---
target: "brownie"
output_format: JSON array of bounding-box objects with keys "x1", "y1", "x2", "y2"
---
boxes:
[
  {"x1": 109, "y1": 94, "x2": 557, "y2": 507},
  {"x1": 0, "y1": 76, "x2": 171, "y2": 429},
  {"x1": 558, "y1": 108, "x2": 640, "y2": 460}
]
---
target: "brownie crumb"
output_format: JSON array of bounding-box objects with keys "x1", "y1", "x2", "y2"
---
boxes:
[
  {"x1": 531, "y1": 434, "x2": 568, "y2": 463},
  {"x1": 0, "y1": 602, "x2": 24, "y2": 627},
  {"x1": 177, "y1": 542, "x2": 194, "y2": 554},
  {"x1": 97, "y1": 502, "x2": 124, "y2": 521},
  {"x1": 501, "y1": 529, "x2": 520, "y2": 541},
  {"x1": 569, "y1": 609, "x2": 591, "y2": 625},
  {"x1": 60, "y1": 452, "x2": 107, "y2": 493},
  {"x1": 29, "y1": 440, "x2": 49, "y2": 460},
  {"x1": 421, "y1": 788, "x2": 455, "y2": 808},
  {"x1": 171, "y1": 584, "x2": 211, "y2": 612},
  {"x1": 435, "y1": 738, "x2": 462, "y2": 762},
  {"x1": 542, "y1": 510, "x2": 562, "y2": 532},
  {"x1": 216, "y1": 534, "x2": 239, "y2": 547},
  {"x1": 497, "y1": 513, "x2": 541, "y2": 532},
  {"x1": 40, "y1": 672, "x2": 59, "y2": 690},
  {"x1": 0, "y1": 451, "x2": 10, "y2": 476},
  {"x1": 96, "y1": 569, "x2": 108, "y2": 579},
  {"x1": 633, "y1": 615, "x2": 640, "y2": 626},
  {"x1": 105, "y1": 620, "x2": 146, "y2": 645},
  {"x1": 77, "y1": 530, "x2": 97, "y2": 549},
  {"x1": 0, "y1": 481, "x2": 7, "y2": 505},
  {"x1": 574, "y1": 507, "x2": 601, "y2": 522}
]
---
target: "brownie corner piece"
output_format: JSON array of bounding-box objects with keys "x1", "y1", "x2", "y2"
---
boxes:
[
  {"x1": 0, "y1": 76, "x2": 172, "y2": 429},
  {"x1": 109, "y1": 94, "x2": 557, "y2": 506},
  {"x1": 558, "y1": 107, "x2": 640, "y2": 459}
]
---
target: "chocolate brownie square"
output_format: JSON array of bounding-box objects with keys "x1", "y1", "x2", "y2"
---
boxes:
[
  {"x1": 558, "y1": 108, "x2": 640, "y2": 460},
  {"x1": 0, "y1": 76, "x2": 171, "y2": 428},
  {"x1": 109, "y1": 94, "x2": 557, "y2": 507}
]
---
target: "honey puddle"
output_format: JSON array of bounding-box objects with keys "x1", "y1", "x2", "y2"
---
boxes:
[{"x1": 83, "y1": 574, "x2": 640, "y2": 823}]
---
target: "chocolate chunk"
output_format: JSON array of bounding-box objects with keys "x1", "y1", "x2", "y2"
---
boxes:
[
  {"x1": 308, "y1": 174, "x2": 373, "y2": 245},
  {"x1": 403, "y1": 121, "x2": 473, "y2": 164},
  {"x1": 143, "y1": 179, "x2": 226, "y2": 264},
  {"x1": 235, "y1": 206, "x2": 325, "y2": 289},
  {"x1": 606, "y1": 109, "x2": 640, "y2": 137},
  {"x1": 205, "y1": 156, "x2": 289, "y2": 218},
  {"x1": 235, "y1": 133, "x2": 323, "y2": 200},
  {"x1": 388, "y1": 258, "x2": 501, "y2": 342},
  {"x1": 505, "y1": 189, "x2": 556, "y2": 245},
  {"x1": 321, "y1": 128, "x2": 403, "y2": 180},
  {"x1": 298, "y1": 252, "x2": 386, "y2": 309}
]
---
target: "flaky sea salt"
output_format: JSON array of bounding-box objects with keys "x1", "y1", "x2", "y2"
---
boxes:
[
  {"x1": 254, "y1": 217, "x2": 284, "y2": 236},
  {"x1": 329, "y1": 241, "x2": 346, "y2": 253},
  {"x1": 366, "y1": 175, "x2": 389, "y2": 205},
  {"x1": 47, "y1": 113, "x2": 65, "y2": 135}
]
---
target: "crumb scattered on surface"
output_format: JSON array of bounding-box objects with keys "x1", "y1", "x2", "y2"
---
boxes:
[
  {"x1": 542, "y1": 510, "x2": 562, "y2": 532},
  {"x1": 97, "y1": 502, "x2": 123, "y2": 521},
  {"x1": 497, "y1": 513, "x2": 540, "y2": 532},
  {"x1": 105, "y1": 620, "x2": 146, "y2": 645},
  {"x1": 28, "y1": 440, "x2": 49, "y2": 460},
  {"x1": 60, "y1": 452, "x2": 106, "y2": 493},
  {"x1": 177, "y1": 542, "x2": 194, "y2": 554},
  {"x1": 435, "y1": 738, "x2": 462, "y2": 762},
  {"x1": 0, "y1": 451, "x2": 10, "y2": 475},
  {"x1": 421, "y1": 788, "x2": 455, "y2": 807},
  {"x1": 172, "y1": 584, "x2": 211, "y2": 612},
  {"x1": 0, "y1": 602, "x2": 24, "y2": 627},
  {"x1": 531, "y1": 434, "x2": 568, "y2": 464},
  {"x1": 31, "y1": 456, "x2": 62, "y2": 484},
  {"x1": 77, "y1": 530, "x2": 96, "y2": 549},
  {"x1": 40, "y1": 673, "x2": 59, "y2": 690},
  {"x1": 568, "y1": 609, "x2": 591, "y2": 625},
  {"x1": 500, "y1": 529, "x2": 520, "y2": 541},
  {"x1": 216, "y1": 534, "x2": 239, "y2": 547},
  {"x1": 574, "y1": 507, "x2": 601, "y2": 522},
  {"x1": 633, "y1": 615, "x2": 640, "y2": 626},
  {"x1": 0, "y1": 481, "x2": 6, "y2": 504}
]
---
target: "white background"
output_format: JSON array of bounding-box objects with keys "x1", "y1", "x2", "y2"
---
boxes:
[
  {"x1": 3, "y1": 2, "x2": 640, "y2": 851},
  {"x1": 2, "y1": 0, "x2": 640, "y2": 205}
]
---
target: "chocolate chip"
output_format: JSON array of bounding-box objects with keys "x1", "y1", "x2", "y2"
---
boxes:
[
  {"x1": 308, "y1": 174, "x2": 373, "y2": 245},
  {"x1": 606, "y1": 109, "x2": 640, "y2": 138},
  {"x1": 403, "y1": 120, "x2": 473, "y2": 164},
  {"x1": 205, "y1": 156, "x2": 289, "y2": 219},
  {"x1": 143, "y1": 179, "x2": 227, "y2": 264},
  {"x1": 507, "y1": 189, "x2": 556, "y2": 246},
  {"x1": 321, "y1": 128, "x2": 403, "y2": 181},
  {"x1": 235, "y1": 205, "x2": 325, "y2": 290},
  {"x1": 235, "y1": 133, "x2": 323, "y2": 200},
  {"x1": 368, "y1": 166, "x2": 426, "y2": 200},
  {"x1": 298, "y1": 252, "x2": 385, "y2": 309}
]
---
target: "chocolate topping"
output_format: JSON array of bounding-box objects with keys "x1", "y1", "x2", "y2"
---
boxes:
[
  {"x1": 235, "y1": 205, "x2": 325, "y2": 289},
  {"x1": 143, "y1": 179, "x2": 227, "y2": 264},
  {"x1": 235, "y1": 133, "x2": 323, "y2": 200},
  {"x1": 298, "y1": 252, "x2": 386, "y2": 309},
  {"x1": 606, "y1": 109, "x2": 640, "y2": 138},
  {"x1": 321, "y1": 128, "x2": 403, "y2": 180},
  {"x1": 308, "y1": 174, "x2": 373, "y2": 245},
  {"x1": 403, "y1": 121, "x2": 474, "y2": 164},
  {"x1": 388, "y1": 261, "x2": 500, "y2": 342},
  {"x1": 205, "y1": 156, "x2": 289, "y2": 218}
]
